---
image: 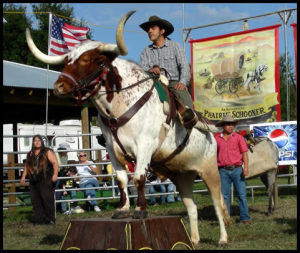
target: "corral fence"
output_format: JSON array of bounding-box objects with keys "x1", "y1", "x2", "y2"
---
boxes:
[{"x1": 3, "y1": 133, "x2": 297, "y2": 215}]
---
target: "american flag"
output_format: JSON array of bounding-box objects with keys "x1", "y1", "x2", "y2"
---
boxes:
[{"x1": 49, "y1": 15, "x2": 90, "y2": 56}]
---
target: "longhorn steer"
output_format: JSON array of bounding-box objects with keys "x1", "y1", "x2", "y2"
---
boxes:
[{"x1": 25, "y1": 10, "x2": 230, "y2": 246}]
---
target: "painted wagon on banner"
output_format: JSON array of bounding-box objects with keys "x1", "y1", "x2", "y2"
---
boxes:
[{"x1": 211, "y1": 53, "x2": 245, "y2": 94}]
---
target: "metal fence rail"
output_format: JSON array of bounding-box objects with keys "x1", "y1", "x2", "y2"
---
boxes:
[{"x1": 3, "y1": 133, "x2": 297, "y2": 212}]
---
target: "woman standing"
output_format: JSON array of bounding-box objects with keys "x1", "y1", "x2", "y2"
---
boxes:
[{"x1": 20, "y1": 135, "x2": 58, "y2": 225}]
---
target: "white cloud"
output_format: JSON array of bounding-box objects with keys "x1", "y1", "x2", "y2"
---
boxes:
[{"x1": 194, "y1": 4, "x2": 249, "y2": 23}]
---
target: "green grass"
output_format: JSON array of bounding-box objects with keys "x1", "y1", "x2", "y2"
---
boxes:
[{"x1": 3, "y1": 183, "x2": 297, "y2": 250}]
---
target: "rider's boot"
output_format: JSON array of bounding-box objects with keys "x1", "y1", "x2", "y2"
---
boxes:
[{"x1": 180, "y1": 107, "x2": 198, "y2": 129}]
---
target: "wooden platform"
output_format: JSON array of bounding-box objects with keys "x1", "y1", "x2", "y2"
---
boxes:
[{"x1": 60, "y1": 216, "x2": 195, "y2": 250}]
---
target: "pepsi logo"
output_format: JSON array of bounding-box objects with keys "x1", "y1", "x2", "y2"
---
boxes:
[{"x1": 269, "y1": 129, "x2": 288, "y2": 148}]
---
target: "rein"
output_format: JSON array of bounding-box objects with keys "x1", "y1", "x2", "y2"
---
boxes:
[
  {"x1": 60, "y1": 63, "x2": 153, "y2": 106},
  {"x1": 101, "y1": 76, "x2": 159, "y2": 166}
]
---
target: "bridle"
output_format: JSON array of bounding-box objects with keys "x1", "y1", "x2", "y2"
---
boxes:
[{"x1": 59, "y1": 63, "x2": 154, "y2": 105}]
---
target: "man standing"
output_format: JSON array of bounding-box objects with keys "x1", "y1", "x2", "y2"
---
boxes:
[
  {"x1": 139, "y1": 15, "x2": 197, "y2": 129},
  {"x1": 214, "y1": 115, "x2": 250, "y2": 224}
]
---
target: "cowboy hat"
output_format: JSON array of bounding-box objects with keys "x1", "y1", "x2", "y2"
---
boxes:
[
  {"x1": 215, "y1": 114, "x2": 239, "y2": 127},
  {"x1": 140, "y1": 15, "x2": 174, "y2": 37}
]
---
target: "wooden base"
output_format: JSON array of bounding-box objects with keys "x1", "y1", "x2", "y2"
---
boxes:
[{"x1": 60, "y1": 216, "x2": 195, "y2": 250}]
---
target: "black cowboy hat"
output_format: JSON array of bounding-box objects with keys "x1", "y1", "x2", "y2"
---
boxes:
[{"x1": 140, "y1": 15, "x2": 174, "y2": 37}]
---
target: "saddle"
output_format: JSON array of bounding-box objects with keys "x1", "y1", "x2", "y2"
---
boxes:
[
  {"x1": 236, "y1": 129, "x2": 262, "y2": 153},
  {"x1": 157, "y1": 77, "x2": 212, "y2": 129}
]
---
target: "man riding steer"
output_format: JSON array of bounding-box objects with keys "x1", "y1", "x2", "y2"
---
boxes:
[{"x1": 139, "y1": 15, "x2": 198, "y2": 129}]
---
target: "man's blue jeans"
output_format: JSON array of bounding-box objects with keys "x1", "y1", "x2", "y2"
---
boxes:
[
  {"x1": 219, "y1": 166, "x2": 250, "y2": 221},
  {"x1": 149, "y1": 184, "x2": 166, "y2": 205},
  {"x1": 79, "y1": 178, "x2": 99, "y2": 207},
  {"x1": 166, "y1": 183, "x2": 182, "y2": 203}
]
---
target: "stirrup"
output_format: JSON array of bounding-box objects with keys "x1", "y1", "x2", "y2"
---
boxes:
[
  {"x1": 183, "y1": 115, "x2": 198, "y2": 129},
  {"x1": 180, "y1": 108, "x2": 198, "y2": 129}
]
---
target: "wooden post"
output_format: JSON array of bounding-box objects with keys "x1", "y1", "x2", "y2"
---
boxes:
[
  {"x1": 97, "y1": 150, "x2": 102, "y2": 161},
  {"x1": 81, "y1": 104, "x2": 90, "y2": 160},
  {"x1": 7, "y1": 154, "x2": 16, "y2": 212}
]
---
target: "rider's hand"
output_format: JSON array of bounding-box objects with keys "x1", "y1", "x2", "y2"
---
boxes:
[
  {"x1": 149, "y1": 66, "x2": 161, "y2": 76},
  {"x1": 175, "y1": 82, "x2": 187, "y2": 91}
]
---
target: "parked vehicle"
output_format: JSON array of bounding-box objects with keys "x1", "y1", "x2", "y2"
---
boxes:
[{"x1": 3, "y1": 120, "x2": 107, "y2": 177}]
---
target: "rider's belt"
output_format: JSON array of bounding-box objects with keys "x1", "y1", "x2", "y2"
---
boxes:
[{"x1": 218, "y1": 165, "x2": 240, "y2": 171}]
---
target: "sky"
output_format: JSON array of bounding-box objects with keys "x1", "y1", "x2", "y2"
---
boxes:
[{"x1": 22, "y1": 3, "x2": 297, "y2": 66}]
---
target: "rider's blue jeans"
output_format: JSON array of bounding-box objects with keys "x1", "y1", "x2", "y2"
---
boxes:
[{"x1": 219, "y1": 166, "x2": 250, "y2": 222}]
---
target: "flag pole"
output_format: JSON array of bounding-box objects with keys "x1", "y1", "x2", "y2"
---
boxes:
[{"x1": 45, "y1": 12, "x2": 52, "y2": 147}]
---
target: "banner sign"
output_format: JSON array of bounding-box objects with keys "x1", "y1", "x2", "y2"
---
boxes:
[
  {"x1": 290, "y1": 23, "x2": 297, "y2": 91},
  {"x1": 189, "y1": 25, "x2": 281, "y2": 126},
  {"x1": 250, "y1": 121, "x2": 297, "y2": 165}
]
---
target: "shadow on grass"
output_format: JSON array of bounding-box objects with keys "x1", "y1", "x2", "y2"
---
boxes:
[
  {"x1": 197, "y1": 205, "x2": 218, "y2": 221},
  {"x1": 40, "y1": 234, "x2": 64, "y2": 245},
  {"x1": 274, "y1": 218, "x2": 297, "y2": 235}
]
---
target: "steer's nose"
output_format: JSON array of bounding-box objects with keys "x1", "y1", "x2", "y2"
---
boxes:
[{"x1": 53, "y1": 81, "x2": 65, "y2": 94}]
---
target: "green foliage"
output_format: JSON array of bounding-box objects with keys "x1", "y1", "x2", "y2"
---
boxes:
[
  {"x1": 3, "y1": 186, "x2": 297, "y2": 250},
  {"x1": 279, "y1": 53, "x2": 297, "y2": 121},
  {"x1": 3, "y1": 4, "x2": 33, "y2": 64},
  {"x1": 3, "y1": 3, "x2": 92, "y2": 71},
  {"x1": 91, "y1": 116, "x2": 100, "y2": 126}
]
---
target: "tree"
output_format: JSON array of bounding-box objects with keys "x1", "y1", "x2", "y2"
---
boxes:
[
  {"x1": 3, "y1": 4, "x2": 33, "y2": 64},
  {"x1": 279, "y1": 53, "x2": 297, "y2": 121},
  {"x1": 30, "y1": 3, "x2": 92, "y2": 71},
  {"x1": 3, "y1": 3, "x2": 92, "y2": 71}
]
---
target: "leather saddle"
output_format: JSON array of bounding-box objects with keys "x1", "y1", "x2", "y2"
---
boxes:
[{"x1": 158, "y1": 79, "x2": 211, "y2": 127}]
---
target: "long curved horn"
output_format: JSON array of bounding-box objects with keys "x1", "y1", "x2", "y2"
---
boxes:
[
  {"x1": 97, "y1": 10, "x2": 136, "y2": 56},
  {"x1": 116, "y1": 10, "x2": 136, "y2": 56},
  {"x1": 25, "y1": 28, "x2": 67, "y2": 65}
]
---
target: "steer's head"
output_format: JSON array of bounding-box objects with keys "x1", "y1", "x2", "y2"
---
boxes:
[{"x1": 25, "y1": 10, "x2": 135, "y2": 103}]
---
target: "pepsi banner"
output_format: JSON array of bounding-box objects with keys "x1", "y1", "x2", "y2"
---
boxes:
[
  {"x1": 189, "y1": 24, "x2": 281, "y2": 126},
  {"x1": 250, "y1": 121, "x2": 297, "y2": 165}
]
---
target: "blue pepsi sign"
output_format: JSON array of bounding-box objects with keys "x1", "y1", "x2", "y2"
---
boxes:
[{"x1": 250, "y1": 121, "x2": 297, "y2": 165}]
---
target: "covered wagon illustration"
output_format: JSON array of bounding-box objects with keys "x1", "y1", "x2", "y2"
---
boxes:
[{"x1": 210, "y1": 53, "x2": 245, "y2": 94}]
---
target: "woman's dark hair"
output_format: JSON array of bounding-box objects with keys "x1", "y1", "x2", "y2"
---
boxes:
[{"x1": 25, "y1": 135, "x2": 51, "y2": 179}]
